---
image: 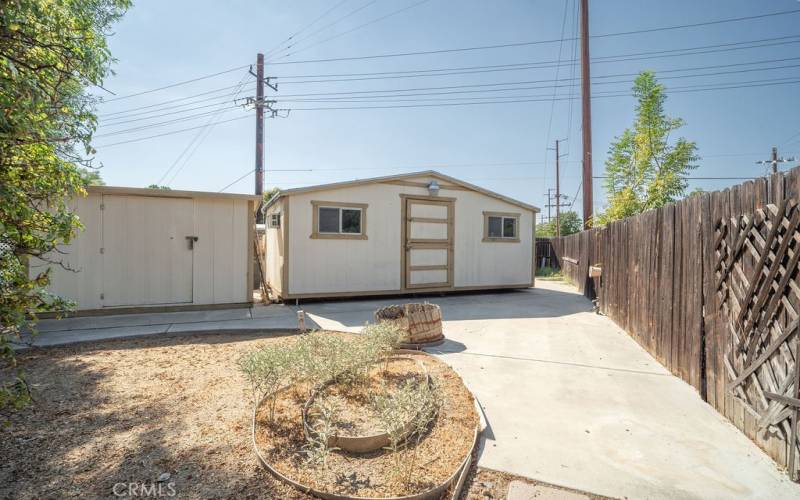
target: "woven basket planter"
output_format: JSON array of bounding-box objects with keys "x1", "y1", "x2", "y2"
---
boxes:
[{"x1": 374, "y1": 303, "x2": 444, "y2": 348}]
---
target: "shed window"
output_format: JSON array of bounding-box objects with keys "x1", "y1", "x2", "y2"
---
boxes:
[
  {"x1": 483, "y1": 212, "x2": 520, "y2": 242},
  {"x1": 311, "y1": 201, "x2": 368, "y2": 240}
]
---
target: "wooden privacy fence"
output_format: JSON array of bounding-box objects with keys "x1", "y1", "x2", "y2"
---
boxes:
[
  {"x1": 552, "y1": 165, "x2": 800, "y2": 478},
  {"x1": 535, "y1": 237, "x2": 558, "y2": 269}
]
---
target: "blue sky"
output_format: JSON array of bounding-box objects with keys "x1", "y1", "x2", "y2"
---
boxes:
[{"x1": 92, "y1": 0, "x2": 800, "y2": 220}]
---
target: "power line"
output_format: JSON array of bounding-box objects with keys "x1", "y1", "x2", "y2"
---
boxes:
[
  {"x1": 97, "y1": 34, "x2": 800, "y2": 119},
  {"x1": 542, "y1": 0, "x2": 572, "y2": 193},
  {"x1": 101, "y1": 99, "x2": 244, "y2": 127},
  {"x1": 270, "y1": 37, "x2": 800, "y2": 84},
  {"x1": 271, "y1": 0, "x2": 433, "y2": 61},
  {"x1": 262, "y1": 0, "x2": 352, "y2": 59},
  {"x1": 164, "y1": 78, "x2": 251, "y2": 186},
  {"x1": 94, "y1": 76, "x2": 800, "y2": 143},
  {"x1": 98, "y1": 82, "x2": 248, "y2": 118},
  {"x1": 101, "y1": 66, "x2": 249, "y2": 102},
  {"x1": 95, "y1": 60, "x2": 800, "y2": 133},
  {"x1": 268, "y1": 0, "x2": 379, "y2": 61},
  {"x1": 269, "y1": 57, "x2": 800, "y2": 99},
  {"x1": 94, "y1": 77, "x2": 800, "y2": 145},
  {"x1": 219, "y1": 169, "x2": 256, "y2": 192},
  {"x1": 94, "y1": 115, "x2": 252, "y2": 148},
  {"x1": 277, "y1": 78, "x2": 800, "y2": 110},
  {"x1": 267, "y1": 8, "x2": 800, "y2": 65},
  {"x1": 95, "y1": 106, "x2": 244, "y2": 138},
  {"x1": 272, "y1": 71, "x2": 800, "y2": 103}
]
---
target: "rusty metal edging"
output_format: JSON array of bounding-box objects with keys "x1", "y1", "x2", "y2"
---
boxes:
[
  {"x1": 302, "y1": 355, "x2": 431, "y2": 454},
  {"x1": 250, "y1": 350, "x2": 480, "y2": 500}
]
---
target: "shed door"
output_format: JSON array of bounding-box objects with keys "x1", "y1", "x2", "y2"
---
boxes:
[
  {"x1": 101, "y1": 195, "x2": 194, "y2": 307},
  {"x1": 403, "y1": 198, "x2": 454, "y2": 289}
]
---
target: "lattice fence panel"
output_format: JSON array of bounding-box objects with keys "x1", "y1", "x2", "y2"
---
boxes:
[{"x1": 715, "y1": 200, "x2": 800, "y2": 479}]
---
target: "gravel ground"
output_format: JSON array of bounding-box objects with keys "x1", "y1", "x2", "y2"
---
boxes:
[{"x1": 0, "y1": 331, "x2": 557, "y2": 500}]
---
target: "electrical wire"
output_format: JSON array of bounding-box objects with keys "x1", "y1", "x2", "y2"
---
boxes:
[
  {"x1": 267, "y1": 8, "x2": 800, "y2": 65},
  {"x1": 95, "y1": 106, "x2": 244, "y2": 137},
  {"x1": 98, "y1": 82, "x2": 249, "y2": 118},
  {"x1": 262, "y1": 0, "x2": 352, "y2": 59},
  {"x1": 542, "y1": 0, "x2": 572, "y2": 192},
  {"x1": 272, "y1": 68, "x2": 800, "y2": 103},
  {"x1": 95, "y1": 115, "x2": 252, "y2": 148},
  {"x1": 271, "y1": 0, "x2": 433, "y2": 61},
  {"x1": 268, "y1": 0, "x2": 379, "y2": 60},
  {"x1": 164, "y1": 77, "x2": 251, "y2": 186},
  {"x1": 271, "y1": 38, "x2": 800, "y2": 84},
  {"x1": 98, "y1": 35, "x2": 800, "y2": 119},
  {"x1": 218, "y1": 169, "x2": 256, "y2": 192},
  {"x1": 101, "y1": 65, "x2": 250, "y2": 102}
]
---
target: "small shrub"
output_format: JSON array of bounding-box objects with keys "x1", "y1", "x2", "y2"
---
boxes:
[
  {"x1": 536, "y1": 265, "x2": 563, "y2": 278},
  {"x1": 238, "y1": 344, "x2": 292, "y2": 420},
  {"x1": 372, "y1": 378, "x2": 440, "y2": 485},
  {"x1": 303, "y1": 398, "x2": 340, "y2": 469}
]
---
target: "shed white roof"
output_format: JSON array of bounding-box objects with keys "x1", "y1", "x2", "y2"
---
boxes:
[
  {"x1": 264, "y1": 170, "x2": 540, "y2": 213},
  {"x1": 88, "y1": 185, "x2": 261, "y2": 202}
]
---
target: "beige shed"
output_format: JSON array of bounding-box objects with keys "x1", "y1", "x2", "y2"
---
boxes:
[
  {"x1": 263, "y1": 171, "x2": 540, "y2": 300},
  {"x1": 33, "y1": 186, "x2": 260, "y2": 312}
]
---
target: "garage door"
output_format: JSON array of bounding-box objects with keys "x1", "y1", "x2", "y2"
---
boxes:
[
  {"x1": 101, "y1": 195, "x2": 194, "y2": 307},
  {"x1": 403, "y1": 197, "x2": 454, "y2": 289}
]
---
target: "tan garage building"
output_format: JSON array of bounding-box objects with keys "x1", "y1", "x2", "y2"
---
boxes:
[
  {"x1": 33, "y1": 186, "x2": 260, "y2": 312},
  {"x1": 264, "y1": 171, "x2": 540, "y2": 300}
]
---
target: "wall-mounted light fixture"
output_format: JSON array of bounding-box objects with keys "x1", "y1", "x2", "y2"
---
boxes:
[{"x1": 428, "y1": 180, "x2": 440, "y2": 196}]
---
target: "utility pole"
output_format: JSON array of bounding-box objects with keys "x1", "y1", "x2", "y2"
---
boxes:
[
  {"x1": 545, "y1": 188, "x2": 554, "y2": 223},
  {"x1": 580, "y1": 0, "x2": 593, "y2": 229},
  {"x1": 544, "y1": 186, "x2": 570, "y2": 233},
  {"x1": 254, "y1": 53, "x2": 264, "y2": 196},
  {"x1": 555, "y1": 139, "x2": 562, "y2": 237},
  {"x1": 756, "y1": 146, "x2": 797, "y2": 175}
]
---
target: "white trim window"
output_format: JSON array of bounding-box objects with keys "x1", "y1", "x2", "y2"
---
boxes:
[
  {"x1": 483, "y1": 211, "x2": 520, "y2": 242},
  {"x1": 311, "y1": 201, "x2": 368, "y2": 240}
]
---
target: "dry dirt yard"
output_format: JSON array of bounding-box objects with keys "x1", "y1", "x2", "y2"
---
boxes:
[{"x1": 0, "y1": 331, "x2": 560, "y2": 500}]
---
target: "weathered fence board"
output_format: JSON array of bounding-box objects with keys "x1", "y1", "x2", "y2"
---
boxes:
[{"x1": 552, "y1": 165, "x2": 800, "y2": 478}]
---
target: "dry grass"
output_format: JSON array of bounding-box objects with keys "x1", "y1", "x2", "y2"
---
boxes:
[
  {"x1": 0, "y1": 331, "x2": 488, "y2": 499},
  {"x1": 255, "y1": 350, "x2": 479, "y2": 498}
]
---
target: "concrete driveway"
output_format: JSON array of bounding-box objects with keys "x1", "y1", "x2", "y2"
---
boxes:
[{"x1": 302, "y1": 280, "x2": 800, "y2": 500}]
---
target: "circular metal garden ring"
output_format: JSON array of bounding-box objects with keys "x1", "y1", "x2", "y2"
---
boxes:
[
  {"x1": 251, "y1": 350, "x2": 480, "y2": 500},
  {"x1": 301, "y1": 355, "x2": 430, "y2": 454},
  {"x1": 397, "y1": 336, "x2": 445, "y2": 350}
]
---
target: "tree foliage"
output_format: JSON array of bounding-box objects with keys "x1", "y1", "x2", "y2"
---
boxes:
[
  {"x1": 146, "y1": 184, "x2": 171, "y2": 190},
  {"x1": 537, "y1": 210, "x2": 582, "y2": 237},
  {"x1": 0, "y1": 0, "x2": 129, "y2": 413},
  {"x1": 79, "y1": 167, "x2": 104, "y2": 186},
  {"x1": 595, "y1": 71, "x2": 698, "y2": 225}
]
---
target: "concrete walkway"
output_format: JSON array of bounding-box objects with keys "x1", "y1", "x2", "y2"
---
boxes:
[
  {"x1": 303, "y1": 282, "x2": 800, "y2": 500},
  {"x1": 23, "y1": 281, "x2": 800, "y2": 499},
  {"x1": 22, "y1": 302, "x2": 312, "y2": 347}
]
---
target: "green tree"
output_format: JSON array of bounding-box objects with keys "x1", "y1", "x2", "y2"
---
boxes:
[
  {"x1": 79, "y1": 168, "x2": 105, "y2": 186},
  {"x1": 146, "y1": 184, "x2": 171, "y2": 190},
  {"x1": 263, "y1": 186, "x2": 280, "y2": 203},
  {"x1": 0, "y1": 0, "x2": 129, "y2": 413},
  {"x1": 537, "y1": 211, "x2": 582, "y2": 237},
  {"x1": 596, "y1": 71, "x2": 698, "y2": 225}
]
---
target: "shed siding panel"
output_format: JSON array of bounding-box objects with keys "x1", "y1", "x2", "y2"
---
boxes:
[
  {"x1": 286, "y1": 176, "x2": 534, "y2": 295},
  {"x1": 264, "y1": 200, "x2": 285, "y2": 296},
  {"x1": 193, "y1": 198, "x2": 250, "y2": 304},
  {"x1": 289, "y1": 186, "x2": 403, "y2": 294},
  {"x1": 33, "y1": 192, "x2": 252, "y2": 310},
  {"x1": 453, "y1": 191, "x2": 533, "y2": 287},
  {"x1": 28, "y1": 193, "x2": 103, "y2": 309}
]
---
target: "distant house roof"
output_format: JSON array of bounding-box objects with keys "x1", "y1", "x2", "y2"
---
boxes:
[{"x1": 264, "y1": 170, "x2": 540, "y2": 213}]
